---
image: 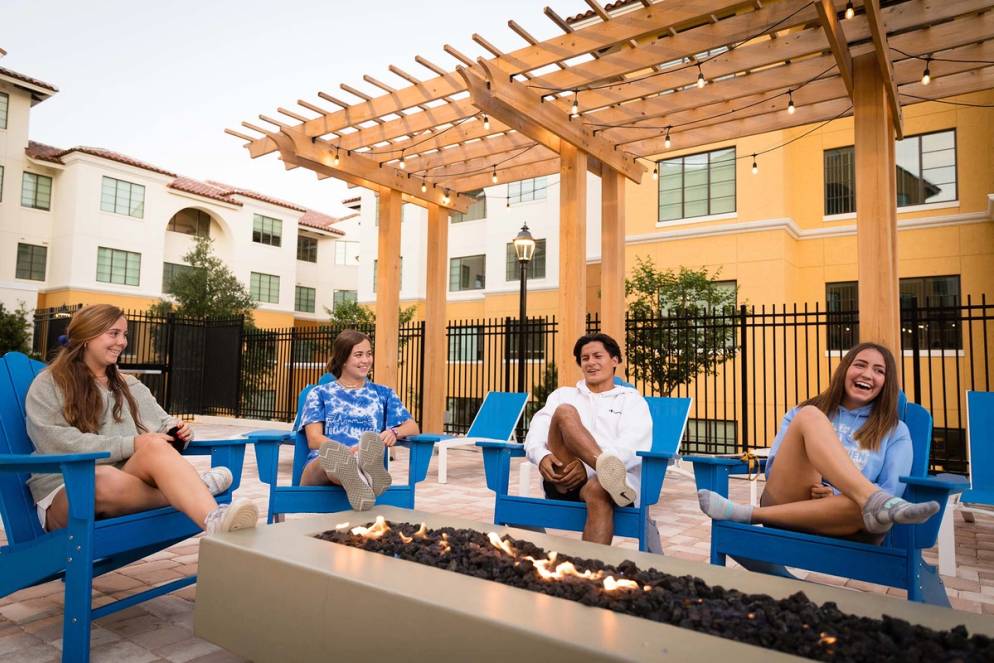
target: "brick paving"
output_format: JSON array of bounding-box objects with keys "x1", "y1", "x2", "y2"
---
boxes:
[{"x1": 2, "y1": 418, "x2": 994, "y2": 661}]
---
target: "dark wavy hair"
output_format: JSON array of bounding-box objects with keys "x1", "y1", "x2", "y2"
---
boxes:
[
  {"x1": 326, "y1": 329, "x2": 373, "y2": 378},
  {"x1": 572, "y1": 333, "x2": 623, "y2": 366},
  {"x1": 801, "y1": 342, "x2": 899, "y2": 452}
]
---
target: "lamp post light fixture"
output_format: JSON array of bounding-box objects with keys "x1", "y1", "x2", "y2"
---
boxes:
[{"x1": 512, "y1": 223, "x2": 536, "y2": 415}]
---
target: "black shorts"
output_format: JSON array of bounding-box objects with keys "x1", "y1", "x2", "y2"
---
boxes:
[{"x1": 542, "y1": 480, "x2": 583, "y2": 502}]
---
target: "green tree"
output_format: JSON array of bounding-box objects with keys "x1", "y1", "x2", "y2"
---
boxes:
[
  {"x1": 324, "y1": 300, "x2": 416, "y2": 327},
  {"x1": 149, "y1": 235, "x2": 255, "y2": 322},
  {"x1": 625, "y1": 256, "x2": 738, "y2": 396},
  {"x1": 0, "y1": 302, "x2": 33, "y2": 355},
  {"x1": 527, "y1": 363, "x2": 558, "y2": 419}
]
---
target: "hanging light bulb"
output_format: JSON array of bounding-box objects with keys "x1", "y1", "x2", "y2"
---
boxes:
[
  {"x1": 844, "y1": 0, "x2": 855, "y2": 19},
  {"x1": 442, "y1": 189, "x2": 450, "y2": 205},
  {"x1": 696, "y1": 64, "x2": 706, "y2": 88},
  {"x1": 921, "y1": 57, "x2": 931, "y2": 85},
  {"x1": 664, "y1": 126, "x2": 672, "y2": 149},
  {"x1": 482, "y1": 114, "x2": 490, "y2": 130},
  {"x1": 570, "y1": 91, "x2": 579, "y2": 118},
  {"x1": 421, "y1": 180, "x2": 427, "y2": 193},
  {"x1": 652, "y1": 166, "x2": 658, "y2": 181},
  {"x1": 751, "y1": 154, "x2": 758, "y2": 175},
  {"x1": 491, "y1": 166, "x2": 498, "y2": 185},
  {"x1": 399, "y1": 154, "x2": 406, "y2": 170},
  {"x1": 333, "y1": 148, "x2": 341, "y2": 166},
  {"x1": 787, "y1": 90, "x2": 796, "y2": 114}
]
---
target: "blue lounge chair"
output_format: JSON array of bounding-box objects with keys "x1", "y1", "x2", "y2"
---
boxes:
[
  {"x1": 0, "y1": 352, "x2": 251, "y2": 662},
  {"x1": 477, "y1": 394, "x2": 692, "y2": 552},
  {"x1": 248, "y1": 379, "x2": 438, "y2": 523},
  {"x1": 687, "y1": 395, "x2": 968, "y2": 606}
]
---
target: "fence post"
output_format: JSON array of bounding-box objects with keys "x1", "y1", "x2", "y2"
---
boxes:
[
  {"x1": 908, "y1": 296, "x2": 922, "y2": 404},
  {"x1": 739, "y1": 304, "x2": 749, "y2": 454},
  {"x1": 417, "y1": 320, "x2": 426, "y2": 425},
  {"x1": 234, "y1": 317, "x2": 245, "y2": 419},
  {"x1": 287, "y1": 327, "x2": 297, "y2": 422},
  {"x1": 503, "y1": 317, "x2": 511, "y2": 393}
]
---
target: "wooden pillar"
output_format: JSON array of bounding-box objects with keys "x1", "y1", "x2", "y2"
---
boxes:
[
  {"x1": 374, "y1": 188, "x2": 402, "y2": 390},
  {"x1": 600, "y1": 168, "x2": 626, "y2": 351},
  {"x1": 422, "y1": 203, "x2": 449, "y2": 432},
  {"x1": 558, "y1": 143, "x2": 588, "y2": 386},
  {"x1": 854, "y1": 53, "x2": 901, "y2": 364}
]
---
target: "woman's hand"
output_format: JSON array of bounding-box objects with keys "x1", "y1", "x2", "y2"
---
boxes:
[
  {"x1": 380, "y1": 428, "x2": 398, "y2": 447},
  {"x1": 172, "y1": 420, "x2": 193, "y2": 443},
  {"x1": 810, "y1": 484, "x2": 833, "y2": 499}
]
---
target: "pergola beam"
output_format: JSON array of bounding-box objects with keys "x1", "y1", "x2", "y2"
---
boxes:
[
  {"x1": 815, "y1": 0, "x2": 854, "y2": 98},
  {"x1": 459, "y1": 62, "x2": 643, "y2": 182},
  {"x1": 863, "y1": 0, "x2": 904, "y2": 138}
]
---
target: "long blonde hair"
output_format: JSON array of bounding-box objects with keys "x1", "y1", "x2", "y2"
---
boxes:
[
  {"x1": 801, "y1": 342, "x2": 899, "y2": 452},
  {"x1": 47, "y1": 304, "x2": 145, "y2": 434}
]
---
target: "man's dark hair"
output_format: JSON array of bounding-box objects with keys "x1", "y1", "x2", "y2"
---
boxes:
[{"x1": 572, "y1": 333, "x2": 623, "y2": 366}]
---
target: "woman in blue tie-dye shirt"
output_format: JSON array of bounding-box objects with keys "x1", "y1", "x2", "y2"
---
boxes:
[{"x1": 298, "y1": 330, "x2": 419, "y2": 510}]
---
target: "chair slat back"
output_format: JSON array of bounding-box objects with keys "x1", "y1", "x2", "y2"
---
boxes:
[
  {"x1": 903, "y1": 401, "x2": 933, "y2": 479},
  {"x1": 291, "y1": 383, "x2": 318, "y2": 486},
  {"x1": 0, "y1": 352, "x2": 49, "y2": 545},
  {"x1": 645, "y1": 396, "x2": 692, "y2": 455},
  {"x1": 465, "y1": 392, "x2": 528, "y2": 441},
  {"x1": 965, "y1": 391, "x2": 994, "y2": 503}
]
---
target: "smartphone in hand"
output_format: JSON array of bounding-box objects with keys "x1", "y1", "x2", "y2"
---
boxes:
[{"x1": 166, "y1": 425, "x2": 186, "y2": 452}]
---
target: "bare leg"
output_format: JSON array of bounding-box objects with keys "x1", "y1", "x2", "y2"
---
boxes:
[
  {"x1": 580, "y1": 478, "x2": 614, "y2": 544},
  {"x1": 45, "y1": 465, "x2": 172, "y2": 530},
  {"x1": 301, "y1": 458, "x2": 342, "y2": 486},
  {"x1": 547, "y1": 404, "x2": 601, "y2": 469},
  {"x1": 120, "y1": 441, "x2": 218, "y2": 526},
  {"x1": 752, "y1": 494, "x2": 865, "y2": 537}
]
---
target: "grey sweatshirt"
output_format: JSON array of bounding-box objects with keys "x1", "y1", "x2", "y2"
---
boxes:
[{"x1": 25, "y1": 369, "x2": 173, "y2": 503}]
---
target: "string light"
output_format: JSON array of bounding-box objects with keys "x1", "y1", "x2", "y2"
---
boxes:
[
  {"x1": 570, "y1": 91, "x2": 579, "y2": 118},
  {"x1": 751, "y1": 154, "x2": 758, "y2": 175},
  {"x1": 420, "y1": 180, "x2": 427, "y2": 193},
  {"x1": 921, "y1": 56, "x2": 931, "y2": 85},
  {"x1": 482, "y1": 114, "x2": 490, "y2": 130},
  {"x1": 333, "y1": 148, "x2": 341, "y2": 166},
  {"x1": 442, "y1": 189, "x2": 450, "y2": 205},
  {"x1": 491, "y1": 166, "x2": 498, "y2": 184},
  {"x1": 696, "y1": 64, "x2": 706, "y2": 88},
  {"x1": 652, "y1": 166, "x2": 658, "y2": 181},
  {"x1": 399, "y1": 154, "x2": 406, "y2": 170},
  {"x1": 787, "y1": 90, "x2": 796, "y2": 114},
  {"x1": 844, "y1": 0, "x2": 855, "y2": 19},
  {"x1": 664, "y1": 126, "x2": 672, "y2": 149}
]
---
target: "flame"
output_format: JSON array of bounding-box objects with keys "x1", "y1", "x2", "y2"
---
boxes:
[
  {"x1": 398, "y1": 532, "x2": 413, "y2": 544},
  {"x1": 413, "y1": 523, "x2": 428, "y2": 539},
  {"x1": 526, "y1": 557, "x2": 603, "y2": 582},
  {"x1": 818, "y1": 633, "x2": 837, "y2": 646},
  {"x1": 351, "y1": 515, "x2": 389, "y2": 539},
  {"x1": 603, "y1": 576, "x2": 640, "y2": 591},
  {"x1": 487, "y1": 532, "x2": 517, "y2": 556},
  {"x1": 335, "y1": 522, "x2": 350, "y2": 530},
  {"x1": 439, "y1": 533, "x2": 451, "y2": 555}
]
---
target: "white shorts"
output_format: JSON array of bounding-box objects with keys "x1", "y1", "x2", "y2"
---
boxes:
[{"x1": 36, "y1": 484, "x2": 65, "y2": 530}]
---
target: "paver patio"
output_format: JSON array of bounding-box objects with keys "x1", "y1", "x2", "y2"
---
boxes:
[{"x1": 2, "y1": 417, "x2": 992, "y2": 662}]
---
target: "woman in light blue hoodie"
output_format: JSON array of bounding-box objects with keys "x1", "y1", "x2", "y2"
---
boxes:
[{"x1": 698, "y1": 342, "x2": 939, "y2": 537}]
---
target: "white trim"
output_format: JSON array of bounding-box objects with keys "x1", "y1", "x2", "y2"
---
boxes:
[
  {"x1": 656, "y1": 211, "x2": 738, "y2": 228},
  {"x1": 823, "y1": 212, "x2": 856, "y2": 222},
  {"x1": 0, "y1": 280, "x2": 42, "y2": 293},
  {"x1": 896, "y1": 200, "x2": 959, "y2": 214}
]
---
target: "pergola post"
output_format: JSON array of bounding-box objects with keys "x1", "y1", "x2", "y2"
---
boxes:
[
  {"x1": 422, "y1": 203, "x2": 449, "y2": 432},
  {"x1": 375, "y1": 188, "x2": 403, "y2": 390},
  {"x1": 853, "y1": 53, "x2": 902, "y2": 363},
  {"x1": 600, "y1": 168, "x2": 627, "y2": 350},
  {"x1": 558, "y1": 143, "x2": 588, "y2": 386}
]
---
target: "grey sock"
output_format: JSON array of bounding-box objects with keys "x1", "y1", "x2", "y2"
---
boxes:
[
  {"x1": 862, "y1": 490, "x2": 940, "y2": 534},
  {"x1": 697, "y1": 489, "x2": 753, "y2": 523}
]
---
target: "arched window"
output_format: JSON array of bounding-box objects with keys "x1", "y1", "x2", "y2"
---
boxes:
[{"x1": 167, "y1": 208, "x2": 211, "y2": 237}]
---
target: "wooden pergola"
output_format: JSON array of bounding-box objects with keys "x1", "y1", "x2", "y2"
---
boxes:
[{"x1": 230, "y1": 0, "x2": 994, "y2": 430}]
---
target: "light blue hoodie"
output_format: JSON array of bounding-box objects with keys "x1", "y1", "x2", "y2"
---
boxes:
[{"x1": 765, "y1": 404, "x2": 914, "y2": 497}]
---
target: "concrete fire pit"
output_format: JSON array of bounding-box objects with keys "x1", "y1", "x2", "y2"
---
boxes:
[{"x1": 194, "y1": 506, "x2": 994, "y2": 662}]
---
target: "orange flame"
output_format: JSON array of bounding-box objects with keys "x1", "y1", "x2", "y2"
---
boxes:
[
  {"x1": 439, "y1": 532, "x2": 451, "y2": 555},
  {"x1": 487, "y1": 532, "x2": 517, "y2": 556},
  {"x1": 351, "y1": 515, "x2": 389, "y2": 539},
  {"x1": 335, "y1": 522, "x2": 350, "y2": 530},
  {"x1": 818, "y1": 633, "x2": 837, "y2": 646},
  {"x1": 413, "y1": 523, "x2": 428, "y2": 539},
  {"x1": 398, "y1": 532, "x2": 413, "y2": 544},
  {"x1": 526, "y1": 557, "x2": 603, "y2": 582},
  {"x1": 603, "y1": 576, "x2": 640, "y2": 591}
]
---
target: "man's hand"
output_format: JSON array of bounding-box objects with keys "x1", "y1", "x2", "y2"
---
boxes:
[
  {"x1": 810, "y1": 483, "x2": 833, "y2": 500},
  {"x1": 380, "y1": 428, "x2": 398, "y2": 447},
  {"x1": 538, "y1": 454, "x2": 565, "y2": 483},
  {"x1": 557, "y1": 459, "x2": 586, "y2": 490}
]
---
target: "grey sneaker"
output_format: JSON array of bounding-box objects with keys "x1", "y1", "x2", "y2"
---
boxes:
[
  {"x1": 595, "y1": 453, "x2": 636, "y2": 507},
  {"x1": 204, "y1": 498, "x2": 259, "y2": 534},
  {"x1": 358, "y1": 432, "x2": 392, "y2": 497},
  {"x1": 318, "y1": 441, "x2": 376, "y2": 511},
  {"x1": 201, "y1": 466, "x2": 234, "y2": 496}
]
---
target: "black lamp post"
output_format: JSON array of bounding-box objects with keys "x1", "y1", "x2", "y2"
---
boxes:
[{"x1": 512, "y1": 223, "x2": 536, "y2": 400}]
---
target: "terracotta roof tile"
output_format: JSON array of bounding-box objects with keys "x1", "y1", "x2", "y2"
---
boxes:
[
  {"x1": 206, "y1": 180, "x2": 308, "y2": 213},
  {"x1": 299, "y1": 210, "x2": 345, "y2": 235},
  {"x1": 25, "y1": 140, "x2": 65, "y2": 164},
  {"x1": 0, "y1": 65, "x2": 58, "y2": 93},
  {"x1": 25, "y1": 141, "x2": 176, "y2": 176},
  {"x1": 168, "y1": 177, "x2": 242, "y2": 206}
]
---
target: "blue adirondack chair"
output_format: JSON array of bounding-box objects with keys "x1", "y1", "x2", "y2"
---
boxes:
[
  {"x1": 477, "y1": 394, "x2": 692, "y2": 552},
  {"x1": 248, "y1": 378, "x2": 439, "y2": 523},
  {"x1": 416, "y1": 391, "x2": 529, "y2": 484},
  {"x1": 0, "y1": 352, "x2": 251, "y2": 662},
  {"x1": 687, "y1": 395, "x2": 969, "y2": 606}
]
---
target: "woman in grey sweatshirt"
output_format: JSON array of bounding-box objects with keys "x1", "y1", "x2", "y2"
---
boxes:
[{"x1": 26, "y1": 304, "x2": 258, "y2": 535}]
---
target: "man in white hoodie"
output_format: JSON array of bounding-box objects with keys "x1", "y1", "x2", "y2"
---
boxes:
[{"x1": 524, "y1": 333, "x2": 653, "y2": 544}]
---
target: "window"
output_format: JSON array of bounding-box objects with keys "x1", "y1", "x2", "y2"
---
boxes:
[
  {"x1": 658, "y1": 147, "x2": 735, "y2": 221},
  {"x1": 167, "y1": 208, "x2": 210, "y2": 237},
  {"x1": 685, "y1": 419, "x2": 737, "y2": 455},
  {"x1": 505, "y1": 238, "x2": 546, "y2": 281},
  {"x1": 507, "y1": 177, "x2": 547, "y2": 205},
  {"x1": 21, "y1": 172, "x2": 52, "y2": 210},
  {"x1": 252, "y1": 214, "x2": 282, "y2": 247},
  {"x1": 449, "y1": 255, "x2": 486, "y2": 291},
  {"x1": 826, "y1": 281, "x2": 860, "y2": 352},
  {"x1": 100, "y1": 176, "x2": 145, "y2": 218},
  {"x1": 448, "y1": 325, "x2": 484, "y2": 362},
  {"x1": 896, "y1": 130, "x2": 956, "y2": 206},
  {"x1": 297, "y1": 235, "x2": 318, "y2": 262},
  {"x1": 162, "y1": 262, "x2": 195, "y2": 294},
  {"x1": 96, "y1": 247, "x2": 141, "y2": 286},
  {"x1": 335, "y1": 240, "x2": 360, "y2": 265},
  {"x1": 333, "y1": 290, "x2": 357, "y2": 309},
  {"x1": 0, "y1": 164, "x2": 4, "y2": 201},
  {"x1": 295, "y1": 285, "x2": 316, "y2": 313},
  {"x1": 372, "y1": 258, "x2": 402, "y2": 293},
  {"x1": 505, "y1": 318, "x2": 546, "y2": 361},
  {"x1": 445, "y1": 396, "x2": 483, "y2": 433},
  {"x1": 15, "y1": 243, "x2": 47, "y2": 281},
  {"x1": 451, "y1": 189, "x2": 487, "y2": 223},
  {"x1": 824, "y1": 146, "x2": 855, "y2": 215},
  {"x1": 0, "y1": 92, "x2": 7, "y2": 129},
  {"x1": 250, "y1": 272, "x2": 280, "y2": 304}
]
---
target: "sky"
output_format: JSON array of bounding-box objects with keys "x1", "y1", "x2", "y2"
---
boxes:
[{"x1": 1, "y1": 0, "x2": 586, "y2": 217}]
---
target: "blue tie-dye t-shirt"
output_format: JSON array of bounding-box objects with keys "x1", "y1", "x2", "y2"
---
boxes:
[{"x1": 297, "y1": 380, "x2": 412, "y2": 447}]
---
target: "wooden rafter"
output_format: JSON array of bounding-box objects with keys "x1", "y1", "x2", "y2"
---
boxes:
[
  {"x1": 815, "y1": 0, "x2": 854, "y2": 98},
  {"x1": 863, "y1": 0, "x2": 904, "y2": 138}
]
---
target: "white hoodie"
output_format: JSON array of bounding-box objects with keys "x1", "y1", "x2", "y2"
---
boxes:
[{"x1": 524, "y1": 380, "x2": 653, "y2": 500}]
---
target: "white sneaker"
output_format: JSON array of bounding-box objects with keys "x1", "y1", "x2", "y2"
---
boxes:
[
  {"x1": 204, "y1": 499, "x2": 259, "y2": 534},
  {"x1": 595, "y1": 453, "x2": 636, "y2": 507},
  {"x1": 201, "y1": 466, "x2": 234, "y2": 496}
]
